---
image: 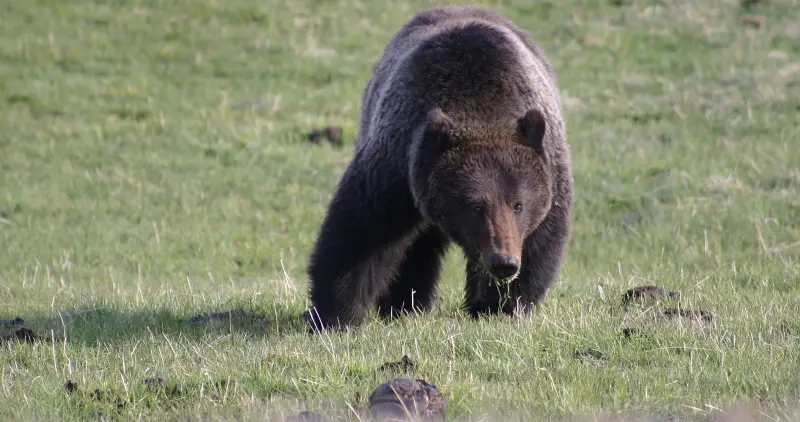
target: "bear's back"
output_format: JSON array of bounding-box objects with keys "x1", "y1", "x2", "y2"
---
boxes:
[{"x1": 358, "y1": 6, "x2": 564, "y2": 163}]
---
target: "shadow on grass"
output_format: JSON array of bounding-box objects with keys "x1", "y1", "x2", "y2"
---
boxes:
[{"x1": 1, "y1": 305, "x2": 310, "y2": 346}]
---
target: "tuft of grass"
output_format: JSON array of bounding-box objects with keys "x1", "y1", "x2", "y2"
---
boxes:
[{"x1": 1, "y1": 0, "x2": 799, "y2": 420}]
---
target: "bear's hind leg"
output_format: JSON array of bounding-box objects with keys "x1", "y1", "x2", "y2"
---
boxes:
[
  {"x1": 377, "y1": 227, "x2": 450, "y2": 319},
  {"x1": 307, "y1": 165, "x2": 422, "y2": 331}
]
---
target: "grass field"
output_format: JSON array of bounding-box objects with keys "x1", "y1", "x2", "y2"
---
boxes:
[{"x1": 1, "y1": 0, "x2": 799, "y2": 420}]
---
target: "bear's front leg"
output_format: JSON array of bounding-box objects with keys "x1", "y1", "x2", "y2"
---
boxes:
[
  {"x1": 513, "y1": 204, "x2": 571, "y2": 313},
  {"x1": 307, "y1": 164, "x2": 422, "y2": 331},
  {"x1": 376, "y1": 227, "x2": 450, "y2": 319}
]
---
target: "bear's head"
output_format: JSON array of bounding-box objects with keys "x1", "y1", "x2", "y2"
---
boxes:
[{"x1": 413, "y1": 107, "x2": 553, "y2": 283}]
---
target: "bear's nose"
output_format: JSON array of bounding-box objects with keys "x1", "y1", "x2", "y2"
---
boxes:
[{"x1": 489, "y1": 255, "x2": 520, "y2": 280}]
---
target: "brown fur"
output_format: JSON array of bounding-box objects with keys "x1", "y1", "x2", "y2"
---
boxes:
[{"x1": 307, "y1": 6, "x2": 573, "y2": 330}]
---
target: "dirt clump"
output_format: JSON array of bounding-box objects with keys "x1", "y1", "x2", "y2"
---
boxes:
[
  {"x1": 64, "y1": 380, "x2": 79, "y2": 393},
  {"x1": 1, "y1": 316, "x2": 63, "y2": 344},
  {"x1": 368, "y1": 377, "x2": 445, "y2": 421},
  {"x1": 305, "y1": 126, "x2": 343, "y2": 147},
  {"x1": 663, "y1": 307, "x2": 716, "y2": 325},
  {"x1": 64, "y1": 380, "x2": 128, "y2": 412},
  {"x1": 621, "y1": 327, "x2": 644, "y2": 338},
  {"x1": 90, "y1": 388, "x2": 127, "y2": 409},
  {"x1": 140, "y1": 376, "x2": 233, "y2": 398},
  {"x1": 621, "y1": 285, "x2": 680, "y2": 305},
  {"x1": 379, "y1": 355, "x2": 417, "y2": 373},
  {"x1": 215, "y1": 377, "x2": 234, "y2": 391},
  {"x1": 3, "y1": 327, "x2": 42, "y2": 343}
]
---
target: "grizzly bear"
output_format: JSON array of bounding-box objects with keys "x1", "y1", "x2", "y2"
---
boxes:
[{"x1": 306, "y1": 6, "x2": 573, "y2": 331}]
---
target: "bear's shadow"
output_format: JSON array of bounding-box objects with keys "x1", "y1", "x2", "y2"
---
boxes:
[{"x1": 1, "y1": 305, "x2": 309, "y2": 347}]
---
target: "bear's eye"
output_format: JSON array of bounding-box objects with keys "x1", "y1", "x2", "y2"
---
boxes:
[
  {"x1": 473, "y1": 206, "x2": 484, "y2": 214},
  {"x1": 513, "y1": 203, "x2": 523, "y2": 213}
]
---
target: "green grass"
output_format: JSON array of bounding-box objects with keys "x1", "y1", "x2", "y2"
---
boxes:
[{"x1": 1, "y1": 0, "x2": 799, "y2": 420}]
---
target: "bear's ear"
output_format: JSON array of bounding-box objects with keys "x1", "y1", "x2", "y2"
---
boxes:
[
  {"x1": 411, "y1": 107, "x2": 455, "y2": 218},
  {"x1": 423, "y1": 107, "x2": 455, "y2": 154},
  {"x1": 518, "y1": 109, "x2": 548, "y2": 162},
  {"x1": 426, "y1": 107, "x2": 454, "y2": 135}
]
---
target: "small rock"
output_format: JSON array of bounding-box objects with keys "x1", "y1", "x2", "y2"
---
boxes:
[
  {"x1": 90, "y1": 388, "x2": 109, "y2": 402},
  {"x1": 379, "y1": 355, "x2": 416, "y2": 373},
  {"x1": 622, "y1": 285, "x2": 680, "y2": 305},
  {"x1": 369, "y1": 378, "x2": 445, "y2": 421},
  {"x1": 663, "y1": 307, "x2": 716, "y2": 325}
]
